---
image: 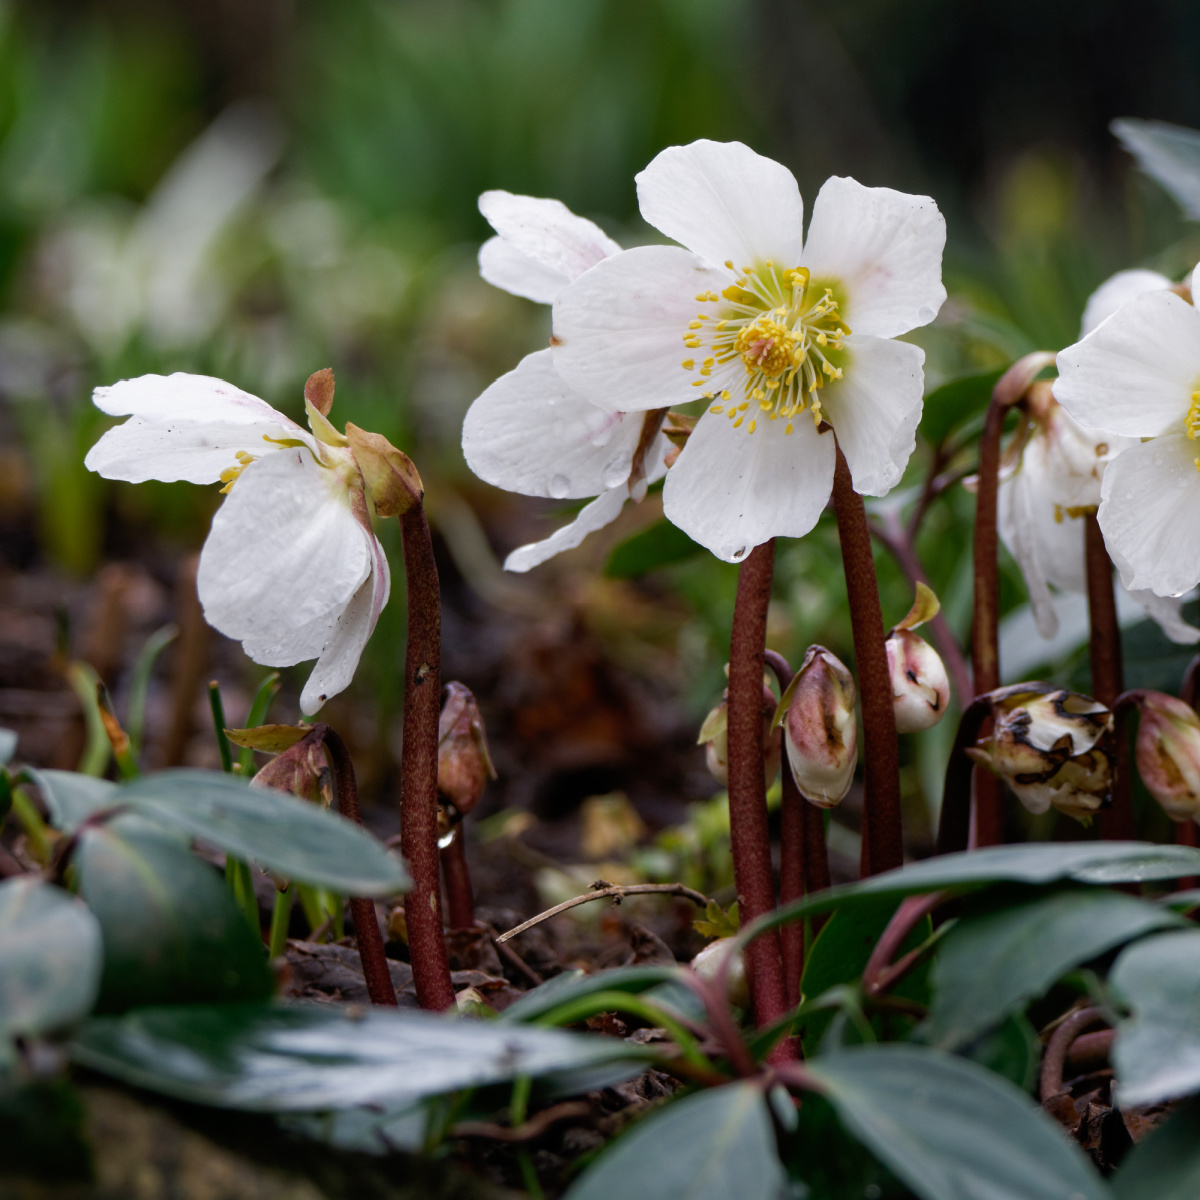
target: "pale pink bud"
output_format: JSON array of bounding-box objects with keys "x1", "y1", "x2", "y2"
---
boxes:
[
  {"x1": 697, "y1": 682, "x2": 781, "y2": 789},
  {"x1": 1135, "y1": 691, "x2": 1200, "y2": 821},
  {"x1": 437, "y1": 682, "x2": 496, "y2": 818},
  {"x1": 690, "y1": 937, "x2": 750, "y2": 1009},
  {"x1": 887, "y1": 629, "x2": 950, "y2": 733},
  {"x1": 781, "y1": 646, "x2": 857, "y2": 808}
]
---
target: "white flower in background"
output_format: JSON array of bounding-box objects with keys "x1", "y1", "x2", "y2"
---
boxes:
[
  {"x1": 85, "y1": 371, "x2": 389, "y2": 714},
  {"x1": 464, "y1": 191, "x2": 671, "y2": 572},
  {"x1": 551, "y1": 139, "x2": 946, "y2": 562},
  {"x1": 1054, "y1": 261, "x2": 1200, "y2": 599}
]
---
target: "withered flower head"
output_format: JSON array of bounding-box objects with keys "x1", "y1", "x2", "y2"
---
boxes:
[
  {"x1": 1134, "y1": 691, "x2": 1200, "y2": 822},
  {"x1": 777, "y1": 645, "x2": 857, "y2": 808}
]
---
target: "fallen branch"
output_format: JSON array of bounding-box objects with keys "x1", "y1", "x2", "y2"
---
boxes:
[{"x1": 495, "y1": 881, "x2": 709, "y2": 944}]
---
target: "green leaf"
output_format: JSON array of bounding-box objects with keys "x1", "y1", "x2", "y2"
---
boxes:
[
  {"x1": 116, "y1": 769, "x2": 410, "y2": 895},
  {"x1": 74, "y1": 826, "x2": 273, "y2": 1013},
  {"x1": 961, "y1": 1014, "x2": 1041, "y2": 1093},
  {"x1": 605, "y1": 518, "x2": 703, "y2": 578},
  {"x1": 925, "y1": 888, "x2": 1182, "y2": 1049},
  {"x1": 0, "y1": 878, "x2": 102, "y2": 1045},
  {"x1": 501, "y1": 965, "x2": 685, "y2": 1023},
  {"x1": 808, "y1": 1045, "x2": 1110, "y2": 1200},
  {"x1": 1112, "y1": 117, "x2": 1200, "y2": 219},
  {"x1": 920, "y1": 367, "x2": 1005, "y2": 448},
  {"x1": 1110, "y1": 929, "x2": 1200, "y2": 1105},
  {"x1": 563, "y1": 1082, "x2": 786, "y2": 1200},
  {"x1": 1112, "y1": 1095, "x2": 1200, "y2": 1200},
  {"x1": 28, "y1": 768, "x2": 119, "y2": 832},
  {"x1": 72, "y1": 1002, "x2": 656, "y2": 1111}
]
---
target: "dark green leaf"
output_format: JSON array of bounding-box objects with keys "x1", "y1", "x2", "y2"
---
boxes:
[
  {"x1": 116, "y1": 769, "x2": 410, "y2": 895},
  {"x1": 1112, "y1": 118, "x2": 1200, "y2": 219},
  {"x1": 919, "y1": 367, "x2": 1005, "y2": 448},
  {"x1": 72, "y1": 1002, "x2": 656, "y2": 1111},
  {"x1": 961, "y1": 1014, "x2": 1041, "y2": 1092},
  {"x1": 29, "y1": 768, "x2": 119, "y2": 832},
  {"x1": 74, "y1": 826, "x2": 273, "y2": 1013},
  {"x1": 502, "y1": 965, "x2": 685, "y2": 1022},
  {"x1": 1110, "y1": 929, "x2": 1200, "y2": 1105},
  {"x1": 278, "y1": 1105, "x2": 427, "y2": 1155},
  {"x1": 1112, "y1": 1095, "x2": 1200, "y2": 1200},
  {"x1": 605, "y1": 518, "x2": 703, "y2": 578},
  {"x1": 0, "y1": 878, "x2": 102, "y2": 1044},
  {"x1": 563, "y1": 1082, "x2": 786, "y2": 1200},
  {"x1": 925, "y1": 888, "x2": 1182, "y2": 1049},
  {"x1": 808, "y1": 1045, "x2": 1109, "y2": 1200}
]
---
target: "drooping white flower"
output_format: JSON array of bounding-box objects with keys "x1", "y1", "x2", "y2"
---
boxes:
[
  {"x1": 85, "y1": 372, "x2": 390, "y2": 714},
  {"x1": 549, "y1": 140, "x2": 946, "y2": 563},
  {"x1": 464, "y1": 191, "x2": 670, "y2": 572},
  {"x1": 1054, "y1": 261, "x2": 1200, "y2": 598}
]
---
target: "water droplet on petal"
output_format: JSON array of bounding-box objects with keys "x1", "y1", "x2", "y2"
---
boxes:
[
  {"x1": 549, "y1": 474, "x2": 570, "y2": 498},
  {"x1": 602, "y1": 456, "x2": 628, "y2": 489}
]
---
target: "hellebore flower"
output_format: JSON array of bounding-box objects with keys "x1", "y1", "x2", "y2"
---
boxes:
[
  {"x1": 464, "y1": 191, "x2": 671, "y2": 571},
  {"x1": 776, "y1": 646, "x2": 858, "y2": 807},
  {"x1": 1134, "y1": 691, "x2": 1200, "y2": 821},
  {"x1": 966, "y1": 684, "x2": 1113, "y2": 821},
  {"x1": 698, "y1": 679, "x2": 781, "y2": 788},
  {"x1": 85, "y1": 370, "x2": 398, "y2": 714},
  {"x1": 1054, "y1": 261, "x2": 1200, "y2": 598},
  {"x1": 551, "y1": 139, "x2": 946, "y2": 562},
  {"x1": 886, "y1": 583, "x2": 950, "y2": 733}
]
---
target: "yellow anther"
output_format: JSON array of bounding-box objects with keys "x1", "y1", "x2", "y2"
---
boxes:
[
  {"x1": 748, "y1": 419, "x2": 757, "y2": 433},
  {"x1": 737, "y1": 402, "x2": 749, "y2": 412},
  {"x1": 688, "y1": 320, "x2": 703, "y2": 330},
  {"x1": 785, "y1": 423, "x2": 794, "y2": 435},
  {"x1": 1187, "y1": 391, "x2": 1200, "y2": 439},
  {"x1": 692, "y1": 380, "x2": 705, "y2": 387},
  {"x1": 682, "y1": 359, "x2": 695, "y2": 370},
  {"x1": 710, "y1": 405, "x2": 724, "y2": 414},
  {"x1": 703, "y1": 357, "x2": 714, "y2": 368},
  {"x1": 724, "y1": 259, "x2": 734, "y2": 269},
  {"x1": 759, "y1": 400, "x2": 773, "y2": 411},
  {"x1": 733, "y1": 416, "x2": 744, "y2": 428},
  {"x1": 720, "y1": 390, "x2": 731, "y2": 401}
]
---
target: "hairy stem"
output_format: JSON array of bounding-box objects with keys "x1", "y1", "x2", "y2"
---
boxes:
[
  {"x1": 398, "y1": 505, "x2": 455, "y2": 1011},
  {"x1": 937, "y1": 696, "x2": 992, "y2": 855},
  {"x1": 440, "y1": 827, "x2": 475, "y2": 930},
  {"x1": 831, "y1": 445, "x2": 902, "y2": 875},
  {"x1": 728, "y1": 540, "x2": 791, "y2": 1042}
]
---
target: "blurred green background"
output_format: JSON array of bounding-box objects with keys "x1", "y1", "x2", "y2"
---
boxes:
[{"x1": 3, "y1": 0, "x2": 1200, "y2": 859}]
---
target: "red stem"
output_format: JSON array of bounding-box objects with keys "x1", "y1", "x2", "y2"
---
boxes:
[
  {"x1": 937, "y1": 697, "x2": 992, "y2": 855},
  {"x1": 1040, "y1": 1007, "x2": 1106, "y2": 1100},
  {"x1": 321, "y1": 727, "x2": 398, "y2": 1007},
  {"x1": 862, "y1": 892, "x2": 942, "y2": 996},
  {"x1": 831, "y1": 445, "x2": 902, "y2": 875},
  {"x1": 440, "y1": 827, "x2": 475, "y2": 930},
  {"x1": 727, "y1": 540, "x2": 791, "y2": 1047},
  {"x1": 399, "y1": 506, "x2": 455, "y2": 1011}
]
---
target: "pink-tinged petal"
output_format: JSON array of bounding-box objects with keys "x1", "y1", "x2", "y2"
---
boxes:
[
  {"x1": 479, "y1": 190, "x2": 621, "y2": 284},
  {"x1": 92, "y1": 372, "x2": 299, "y2": 427},
  {"x1": 1099, "y1": 433, "x2": 1200, "y2": 596},
  {"x1": 300, "y1": 534, "x2": 390, "y2": 714},
  {"x1": 662, "y1": 409, "x2": 836, "y2": 562},
  {"x1": 800, "y1": 177, "x2": 946, "y2": 338},
  {"x1": 478, "y1": 236, "x2": 568, "y2": 304},
  {"x1": 1055, "y1": 291, "x2": 1200, "y2": 437},
  {"x1": 636, "y1": 140, "x2": 805, "y2": 268},
  {"x1": 197, "y1": 448, "x2": 371, "y2": 650},
  {"x1": 1127, "y1": 586, "x2": 1200, "y2": 645},
  {"x1": 84, "y1": 414, "x2": 315, "y2": 485},
  {"x1": 552, "y1": 245, "x2": 729, "y2": 412},
  {"x1": 463, "y1": 349, "x2": 641, "y2": 498},
  {"x1": 1080, "y1": 268, "x2": 1172, "y2": 337},
  {"x1": 820, "y1": 335, "x2": 924, "y2": 497},
  {"x1": 503, "y1": 486, "x2": 628, "y2": 573}
]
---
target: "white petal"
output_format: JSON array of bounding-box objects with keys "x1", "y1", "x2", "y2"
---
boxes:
[
  {"x1": 84, "y1": 415, "x2": 314, "y2": 485},
  {"x1": 1127, "y1": 586, "x2": 1200, "y2": 644},
  {"x1": 503, "y1": 487, "x2": 628, "y2": 573},
  {"x1": 478, "y1": 236, "x2": 568, "y2": 304},
  {"x1": 462, "y1": 349, "x2": 641, "y2": 498},
  {"x1": 197, "y1": 448, "x2": 371, "y2": 650},
  {"x1": 819, "y1": 335, "x2": 924, "y2": 496},
  {"x1": 1098, "y1": 434, "x2": 1200, "y2": 595},
  {"x1": 662, "y1": 409, "x2": 836, "y2": 562},
  {"x1": 635, "y1": 140, "x2": 804, "y2": 268},
  {"x1": 1080, "y1": 268, "x2": 1172, "y2": 337},
  {"x1": 300, "y1": 534, "x2": 391, "y2": 713},
  {"x1": 998, "y1": 464, "x2": 1063, "y2": 639},
  {"x1": 552, "y1": 245, "x2": 729, "y2": 411},
  {"x1": 800, "y1": 177, "x2": 946, "y2": 338},
  {"x1": 478, "y1": 191, "x2": 621, "y2": 284},
  {"x1": 1054, "y1": 291, "x2": 1200, "y2": 437},
  {"x1": 92, "y1": 372, "x2": 297, "y2": 427}
]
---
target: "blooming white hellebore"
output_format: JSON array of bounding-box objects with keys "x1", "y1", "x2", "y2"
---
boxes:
[
  {"x1": 464, "y1": 190, "x2": 671, "y2": 571},
  {"x1": 550, "y1": 139, "x2": 946, "y2": 562},
  {"x1": 84, "y1": 371, "x2": 389, "y2": 714},
  {"x1": 1054, "y1": 261, "x2": 1200, "y2": 598}
]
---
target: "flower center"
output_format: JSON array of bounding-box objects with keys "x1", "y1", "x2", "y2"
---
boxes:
[
  {"x1": 1187, "y1": 390, "x2": 1200, "y2": 471},
  {"x1": 219, "y1": 451, "x2": 258, "y2": 493},
  {"x1": 682, "y1": 261, "x2": 850, "y2": 436}
]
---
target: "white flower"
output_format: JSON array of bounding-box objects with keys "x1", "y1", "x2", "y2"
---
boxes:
[
  {"x1": 464, "y1": 191, "x2": 670, "y2": 572},
  {"x1": 1054, "y1": 261, "x2": 1200, "y2": 598},
  {"x1": 550, "y1": 140, "x2": 946, "y2": 562},
  {"x1": 85, "y1": 372, "x2": 389, "y2": 714}
]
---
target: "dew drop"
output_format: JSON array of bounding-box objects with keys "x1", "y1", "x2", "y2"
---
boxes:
[
  {"x1": 549, "y1": 473, "x2": 570, "y2": 498},
  {"x1": 602, "y1": 456, "x2": 628, "y2": 489}
]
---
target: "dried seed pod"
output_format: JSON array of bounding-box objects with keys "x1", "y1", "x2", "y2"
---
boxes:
[
  {"x1": 1134, "y1": 691, "x2": 1200, "y2": 821},
  {"x1": 779, "y1": 646, "x2": 857, "y2": 808}
]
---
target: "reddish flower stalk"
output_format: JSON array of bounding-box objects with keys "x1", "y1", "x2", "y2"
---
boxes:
[
  {"x1": 399, "y1": 505, "x2": 455, "y2": 1011},
  {"x1": 1180, "y1": 656, "x2": 1200, "y2": 866},
  {"x1": 936, "y1": 696, "x2": 992, "y2": 855},
  {"x1": 831, "y1": 445, "x2": 902, "y2": 875},
  {"x1": 321, "y1": 727, "x2": 398, "y2": 1007},
  {"x1": 441, "y1": 829, "x2": 475, "y2": 930},
  {"x1": 727, "y1": 540, "x2": 791, "y2": 1044}
]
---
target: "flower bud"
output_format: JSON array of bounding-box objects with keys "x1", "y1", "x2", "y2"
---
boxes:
[
  {"x1": 344, "y1": 422, "x2": 424, "y2": 517},
  {"x1": 690, "y1": 937, "x2": 750, "y2": 1009},
  {"x1": 437, "y1": 682, "x2": 496, "y2": 819},
  {"x1": 887, "y1": 629, "x2": 950, "y2": 733},
  {"x1": 780, "y1": 646, "x2": 857, "y2": 807},
  {"x1": 247, "y1": 725, "x2": 333, "y2": 807},
  {"x1": 1134, "y1": 691, "x2": 1200, "y2": 821},
  {"x1": 697, "y1": 682, "x2": 781, "y2": 789},
  {"x1": 966, "y1": 684, "x2": 1113, "y2": 820}
]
